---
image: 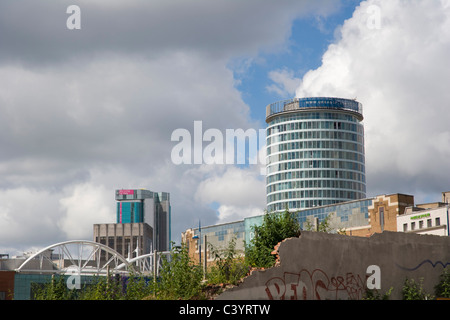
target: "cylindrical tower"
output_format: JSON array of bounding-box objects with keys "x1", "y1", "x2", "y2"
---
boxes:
[{"x1": 265, "y1": 97, "x2": 366, "y2": 212}]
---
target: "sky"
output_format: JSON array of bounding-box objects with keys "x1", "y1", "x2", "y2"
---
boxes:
[{"x1": 1, "y1": 0, "x2": 450, "y2": 256}]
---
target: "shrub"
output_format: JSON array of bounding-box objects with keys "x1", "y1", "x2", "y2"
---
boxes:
[
  {"x1": 363, "y1": 287, "x2": 393, "y2": 300},
  {"x1": 245, "y1": 209, "x2": 301, "y2": 269},
  {"x1": 207, "y1": 236, "x2": 249, "y2": 285},
  {"x1": 156, "y1": 244, "x2": 204, "y2": 299},
  {"x1": 402, "y1": 278, "x2": 434, "y2": 300},
  {"x1": 435, "y1": 267, "x2": 450, "y2": 298}
]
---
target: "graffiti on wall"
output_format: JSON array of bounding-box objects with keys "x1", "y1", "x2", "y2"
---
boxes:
[
  {"x1": 396, "y1": 260, "x2": 450, "y2": 271},
  {"x1": 265, "y1": 266, "x2": 380, "y2": 300}
]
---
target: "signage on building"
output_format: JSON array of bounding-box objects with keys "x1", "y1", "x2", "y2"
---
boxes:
[
  {"x1": 118, "y1": 189, "x2": 135, "y2": 195},
  {"x1": 410, "y1": 213, "x2": 430, "y2": 220}
]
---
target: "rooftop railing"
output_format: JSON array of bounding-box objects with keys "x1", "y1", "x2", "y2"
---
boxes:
[{"x1": 266, "y1": 97, "x2": 363, "y2": 121}]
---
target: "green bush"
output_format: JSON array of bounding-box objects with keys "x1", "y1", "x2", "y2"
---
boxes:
[
  {"x1": 156, "y1": 244, "x2": 204, "y2": 299},
  {"x1": 207, "y1": 237, "x2": 249, "y2": 285},
  {"x1": 435, "y1": 267, "x2": 450, "y2": 298},
  {"x1": 33, "y1": 276, "x2": 80, "y2": 300},
  {"x1": 245, "y1": 209, "x2": 301, "y2": 269},
  {"x1": 32, "y1": 244, "x2": 205, "y2": 300},
  {"x1": 402, "y1": 278, "x2": 434, "y2": 300},
  {"x1": 363, "y1": 287, "x2": 393, "y2": 300}
]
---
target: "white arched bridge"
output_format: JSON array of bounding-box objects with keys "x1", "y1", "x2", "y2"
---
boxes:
[{"x1": 15, "y1": 240, "x2": 171, "y2": 276}]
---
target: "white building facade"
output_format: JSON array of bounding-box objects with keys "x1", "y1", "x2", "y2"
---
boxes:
[{"x1": 397, "y1": 206, "x2": 450, "y2": 236}]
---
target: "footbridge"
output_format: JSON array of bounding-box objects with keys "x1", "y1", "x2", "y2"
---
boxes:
[{"x1": 15, "y1": 240, "x2": 170, "y2": 276}]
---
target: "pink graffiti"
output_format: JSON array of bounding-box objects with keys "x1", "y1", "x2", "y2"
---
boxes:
[{"x1": 265, "y1": 270, "x2": 365, "y2": 300}]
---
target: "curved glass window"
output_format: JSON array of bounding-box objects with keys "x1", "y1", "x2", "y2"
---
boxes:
[{"x1": 265, "y1": 98, "x2": 366, "y2": 213}]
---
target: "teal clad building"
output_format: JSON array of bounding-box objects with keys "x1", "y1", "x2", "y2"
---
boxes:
[
  {"x1": 114, "y1": 189, "x2": 171, "y2": 252},
  {"x1": 117, "y1": 201, "x2": 144, "y2": 223}
]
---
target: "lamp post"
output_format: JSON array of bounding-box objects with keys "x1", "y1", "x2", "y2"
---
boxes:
[{"x1": 192, "y1": 220, "x2": 201, "y2": 265}]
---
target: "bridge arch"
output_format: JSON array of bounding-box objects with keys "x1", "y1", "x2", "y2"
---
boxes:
[
  {"x1": 16, "y1": 240, "x2": 130, "y2": 275},
  {"x1": 117, "y1": 251, "x2": 171, "y2": 275}
]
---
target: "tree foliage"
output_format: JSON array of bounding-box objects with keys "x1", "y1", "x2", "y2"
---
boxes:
[
  {"x1": 402, "y1": 278, "x2": 434, "y2": 300},
  {"x1": 156, "y1": 244, "x2": 204, "y2": 299},
  {"x1": 245, "y1": 209, "x2": 301, "y2": 268},
  {"x1": 32, "y1": 244, "x2": 205, "y2": 300},
  {"x1": 207, "y1": 236, "x2": 249, "y2": 285},
  {"x1": 435, "y1": 267, "x2": 450, "y2": 298}
]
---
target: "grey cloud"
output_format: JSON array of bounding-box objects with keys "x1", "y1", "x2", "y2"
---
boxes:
[
  {"x1": 0, "y1": 53, "x2": 253, "y2": 189},
  {"x1": 0, "y1": 0, "x2": 337, "y2": 66},
  {"x1": 0, "y1": 0, "x2": 342, "y2": 253}
]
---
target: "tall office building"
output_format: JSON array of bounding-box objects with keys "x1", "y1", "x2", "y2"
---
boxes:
[
  {"x1": 115, "y1": 189, "x2": 171, "y2": 252},
  {"x1": 94, "y1": 189, "x2": 171, "y2": 258},
  {"x1": 265, "y1": 97, "x2": 366, "y2": 212}
]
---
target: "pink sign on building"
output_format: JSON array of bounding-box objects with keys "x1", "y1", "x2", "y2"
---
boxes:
[{"x1": 119, "y1": 189, "x2": 135, "y2": 195}]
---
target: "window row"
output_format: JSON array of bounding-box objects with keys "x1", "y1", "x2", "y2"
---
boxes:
[
  {"x1": 267, "y1": 130, "x2": 364, "y2": 145},
  {"x1": 267, "y1": 112, "x2": 360, "y2": 126},
  {"x1": 266, "y1": 169, "x2": 366, "y2": 184},
  {"x1": 268, "y1": 200, "x2": 338, "y2": 212},
  {"x1": 267, "y1": 190, "x2": 366, "y2": 205},
  {"x1": 267, "y1": 140, "x2": 364, "y2": 156},
  {"x1": 267, "y1": 121, "x2": 364, "y2": 136},
  {"x1": 268, "y1": 199, "x2": 370, "y2": 213},
  {"x1": 267, "y1": 150, "x2": 365, "y2": 165},
  {"x1": 267, "y1": 179, "x2": 366, "y2": 194},
  {"x1": 403, "y1": 218, "x2": 441, "y2": 232},
  {"x1": 267, "y1": 159, "x2": 365, "y2": 174}
]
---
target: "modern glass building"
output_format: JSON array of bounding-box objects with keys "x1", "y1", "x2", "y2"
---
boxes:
[
  {"x1": 184, "y1": 196, "x2": 376, "y2": 263},
  {"x1": 265, "y1": 97, "x2": 366, "y2": 212},
  {"x1": 114, "y1": 189, "x2": 171, "y2": 252},
  {"x1": 244, "y1": 197, "x2": 373, "y2": 246}
]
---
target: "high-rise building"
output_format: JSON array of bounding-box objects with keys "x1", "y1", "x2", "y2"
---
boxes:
[
  {"x1": 115, "y1": 189, "x2": 171, "y2": 252},
  {"x1": 265, "y1": 97, "x2": 366, "y2": 212},
  {"x1": 93, "y1": 189, "x2": 171, "y2": 258}
]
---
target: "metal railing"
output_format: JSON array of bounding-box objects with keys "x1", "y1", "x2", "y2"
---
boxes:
[{"x1": 266, "y1": 97, "x2": 363, "y2": 120}]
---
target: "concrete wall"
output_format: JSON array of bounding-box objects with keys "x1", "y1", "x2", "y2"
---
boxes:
[{"x1": 217, "y1": 231, "x2": 450, "y2": 300}]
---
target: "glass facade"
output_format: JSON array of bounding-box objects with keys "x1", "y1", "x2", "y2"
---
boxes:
[
  {"x1": 115, "y1": 189, "x2": 171, "y2": 252},
  {"x1": 194, "y1": 221, "x2": 245, "y2": 243},
  {"x1": 216, "y1": 197, "x2": 375, "y2": 250},
  {"x1": 117, "y1": 201, "x2": 143, "y2": 223},
  {"x1": 190, "y1": 221, "x2": 246, "y2": 257},
  {"x1": 266, "y1": 97, "x2": 366, "y2": 212},
  {"x1": 294, "y1": 198, "x2": 372, "y2": 228}
]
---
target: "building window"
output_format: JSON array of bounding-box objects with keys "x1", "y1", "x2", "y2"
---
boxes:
[
  {"x1": 379, "y1": 207, "x2": 385, "y2": 231},
  {"x1": 427, "y1": 219, "x2": 432, "y2": 228},
  {"x1": 108, "y1": 237, "x2": 115, "y2": 250},
  {"x1": 419, "y1": 221, "x2": 424, "y2": 229},
  {"x1": 403, "y1": 223, "x2": 408, "y2": 232},
  {"x1": 436, "y1": 218, "x2": 441, "y2": 226},
  {"x1": 411, "y1": 222, "x2": 415, "y2": 230}
]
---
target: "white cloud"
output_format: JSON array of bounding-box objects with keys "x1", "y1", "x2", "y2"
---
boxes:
[
  {"x1": 59, "y1": 183, "x2": 113, "y2": 239},
  {"x1": 195, "y1": 165, "x2": 265, "y2": 206},
  {"x1": 0, "y1": 188, "x2": 64, "y2": 252},
  {"x1": 215, "y1": 204, "x2": 263, "y2": 224},
  {"x1": 194, "y1": 165, "x2": 266, "y2": 223},
  {"x1": 266, "y1": 68, "x2": 302, "y2": 97},
  {"x1": 295, "y1": 0, "x2": 450, "y2": 202}
]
